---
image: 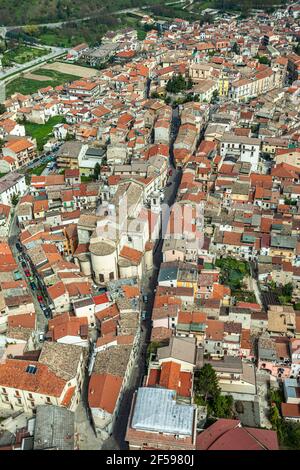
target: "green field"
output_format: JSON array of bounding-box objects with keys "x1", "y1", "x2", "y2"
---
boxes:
[
  {"x1": 28, "y1": 162, "x2": 48, "y2": 176},
  {"x1": 5, "y1": 69, "x2": 80, "y2": 98},
  {"x1": 2, "y1": 45, "x2": 48, "y2": 67},
  {"x1": 25, "y1": 116, "x2": 65, "y2": 151},
  {"x1": 33, "y1": 68, "x2": 80, "y2": 82}
]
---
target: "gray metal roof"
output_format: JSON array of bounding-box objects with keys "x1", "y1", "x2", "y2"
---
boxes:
[
  {"x1": 33, "y1": 405, "x2": 74, "y2": 450},
  {"x1": 158, "y1": 266, "x2": 179, "y2": 283},
  {"x1": 132, "y1": 388, "x2": 195, "y2": 436}
]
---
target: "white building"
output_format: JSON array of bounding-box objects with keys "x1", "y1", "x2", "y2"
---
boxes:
[
  {"x1": 0, "y1": 172, "x2": 27, "y2": 206},
  {"x1": 220, "y1": 133, "x2": 261, "y2": 172}
]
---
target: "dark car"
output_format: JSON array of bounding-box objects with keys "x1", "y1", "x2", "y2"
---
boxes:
[
  {"x1": 16, "y1": 242, "x2": 22, "y2": 252},
  {"x1": 21, "y1": 261, "x2": 27, "y2": 268},
  {"x1": 166, "y1": 182, "x2": 172, "y2": 187},
  {"x1": 30, "y1": 281, "x2": 37, "y2": 290}
]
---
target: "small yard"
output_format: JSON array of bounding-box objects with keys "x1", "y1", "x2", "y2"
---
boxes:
[
  {"x1": 232, "y1": 290, "x2": 257, "y2": 303},
  {"x1": 24, "y1": 115, "x2": 65, "y2": 151},
  {"x1": 28, "y1": 162, "x2": 48, "y2": 176},
  {"x1": 2, "y1": 45, "x2": 48, "y2": 67},
  {"x1": 215, "y1": 257, "x2": 250, "y2": 290},
  {"x1": 81, "y1": 175, "x2": 96, "y2": 183}
]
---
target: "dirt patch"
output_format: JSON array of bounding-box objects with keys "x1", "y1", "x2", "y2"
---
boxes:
[
  {"x1": 41, "y1": 62, "x2": 98, "y2": 78},
  {"x1": 23, "y1": 72, "x2": 53, "y2": 81}
]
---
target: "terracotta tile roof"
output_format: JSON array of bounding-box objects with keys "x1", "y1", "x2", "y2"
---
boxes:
[
  {"x1": 101, "y1": 318, "x2": 117, "y2": 336},
  {"x1": 119, "y1": 245, "x2": 143, "y2": 265},
  {"x1": 205, "y1": 320, "x2": 224, "y2": 341},
  {"x1": 212, "y1": 283, "x2": 231, "y2": 300},
  {"x1": 95, "y1": 304, "x2": 119, "y2": 322},
  {"x1": 150, "y1": 327, "x2": 173, "y2": 343},
  {"x1": 47, "y1": 281, "x2": 67, "y2": 301},
  {"x1": 88, "y1": 373, "x2": 123, "y2": 413},
  {"x1": 281, "y1": 403, "x2": 300, "y2": 418},
  {"x1": 61, "y1": 386, "x2": 75, "y2": 407},
  {"x1": 159, "y1": 361, "x2": 181, "y2": 391},
  {"x1": 122, "y1": 285, "x2": 140, "y2": 298},
  {"x1": 8, "y1": 313, "x2": 36, "y2": 329},
  {"x1": 93, "y1": 293, "x2": 110, "y2": 305},
  {"x1": 48, "y1": 313, "x2": 88, "y2": 341},
  {"x1": 0, "y1": 359, "x2": 66, "y2": 397},
  {"x1": 196, "y1": 419, "x2": 278, "y2": 450}
]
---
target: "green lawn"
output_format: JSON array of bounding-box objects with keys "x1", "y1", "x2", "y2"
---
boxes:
[
  {"x1": 25, "y1": 116, "x2": 65, "y2": 151},
  {"x1": 5, "y1": 69, "x2": 80, "y2": 98},
  {"x1": 28, "y1": 162, "x2": 48, "y2": 176},
  {"x1": 6, "y1": 77, "x2": 54, "y2": 97},
  {"x1": 34, "y1": 68, "x2": 80, "y2": 83},
  {"x1": 2, "y1": 45, "x2": 48, "y2": 67},
  {"x1": 81, "y1": 175, "x2": 95, "y2": 182}
]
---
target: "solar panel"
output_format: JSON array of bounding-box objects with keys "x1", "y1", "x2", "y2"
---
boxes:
[{"x1": 26, "y1": 365, "x2": 37, "y2": 374}]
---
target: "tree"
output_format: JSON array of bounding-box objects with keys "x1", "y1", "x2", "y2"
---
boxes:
[
  {"x1": 11, "y1": 193, "x2": 19, "y2": 206},
  {"x1": 255, "y1": 55, "x2": 271, "y2": 66},
  {"x1": 194, "y1": 364, "x2": 220, "y2": 403},
  {"x1": 166, "y1": 74, "x2": 188, "y2": 94},
  {"x1": 211, "y1": 90, "x2": 219, "y2": 104},
  {"x1": 94, "y1": 162, "x2": 101, "y2": 180},
  {"x1": 23, "y1": 25, "x2": 40, "y2": 36},
  {"x1": 232, "y1": 42, "x2": 240, "y2": 55},
  {"x1": 211, "y1": 395, "x2": 234, "y2": 418},
  {"x1": 65, "y1": 132, "x2": 74, "y2": 141}
]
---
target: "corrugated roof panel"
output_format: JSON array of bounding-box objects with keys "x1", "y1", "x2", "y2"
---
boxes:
[{"x1": 132, "y1": 387, "x2": 195, "y2": 436}]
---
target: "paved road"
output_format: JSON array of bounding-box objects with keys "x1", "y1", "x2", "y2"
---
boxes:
[
  {"x1": 101, "y1": 106, "x2": 182, "y2": 450},
  {"x1": 8, "y1": 201, "x2": 47, "y2": 332}
]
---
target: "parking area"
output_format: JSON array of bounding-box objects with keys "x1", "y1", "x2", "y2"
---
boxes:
[{"x1": 14, "y1": 242, "x2": 49, "y2": 332}]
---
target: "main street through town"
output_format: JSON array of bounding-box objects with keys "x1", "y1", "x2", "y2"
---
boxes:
[{"x1": 101, "y1": 106, "x2": 182, "y2": 450}]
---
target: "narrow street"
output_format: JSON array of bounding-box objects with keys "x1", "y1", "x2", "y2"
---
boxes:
[
  {"x1": 101, "y1": 106, "x2": 182, "y2": 450},
  {"x1": 8, "y1": 203, "x2": 47, "y2": 332}
]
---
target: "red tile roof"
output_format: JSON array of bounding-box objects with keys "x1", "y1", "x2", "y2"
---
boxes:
[
  {"x1": 88, "y1": 373, "x2": 123, "y2": 413},
  {"x1": 196, "y1": 419, "x2": 278, "y2": 450}
]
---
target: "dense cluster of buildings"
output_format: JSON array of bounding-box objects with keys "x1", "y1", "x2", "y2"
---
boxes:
[{"x1": 0, "y1": 4, "x2": 299, "y2": 450}]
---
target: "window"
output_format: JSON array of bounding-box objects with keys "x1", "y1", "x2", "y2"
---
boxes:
[
  {"x1": 46, "y1": 397, "x2": 51, "y2": 404},
  {"x1": 109, "y1": 272, "x2": 114, "y2": 281},
  {"x1": 2, "y1": 388, "x2": 6, "y2": 393},
  {"x1": 99, "y1": 274, "x2": 104, "y2": 283},
  {"x1": 28, "y1": 393, "x2": 33, "y2": 399}
]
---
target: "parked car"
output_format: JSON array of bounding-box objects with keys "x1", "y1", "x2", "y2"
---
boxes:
[
  {"x1": 24, "y1": 269, "x2": 30, "y2": 277},
  {"x1": 141, "y1": 310, "x2": 149, "y2": 321},
  {"x1": 16, "y1": 242, "x2": 22, "y2": 252},
  {"x1": 21, "y1": 261, "x2": 27, "y2": 268},
  {"x1": 37, "y1": 295, "x2": 43, "y2": 302},
  {"x1": 143, "y1": 295, "x2": 148, "y2": 303},
  {"x1": 30, "y1": 281, "x2": 37, "y2": 290}
]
